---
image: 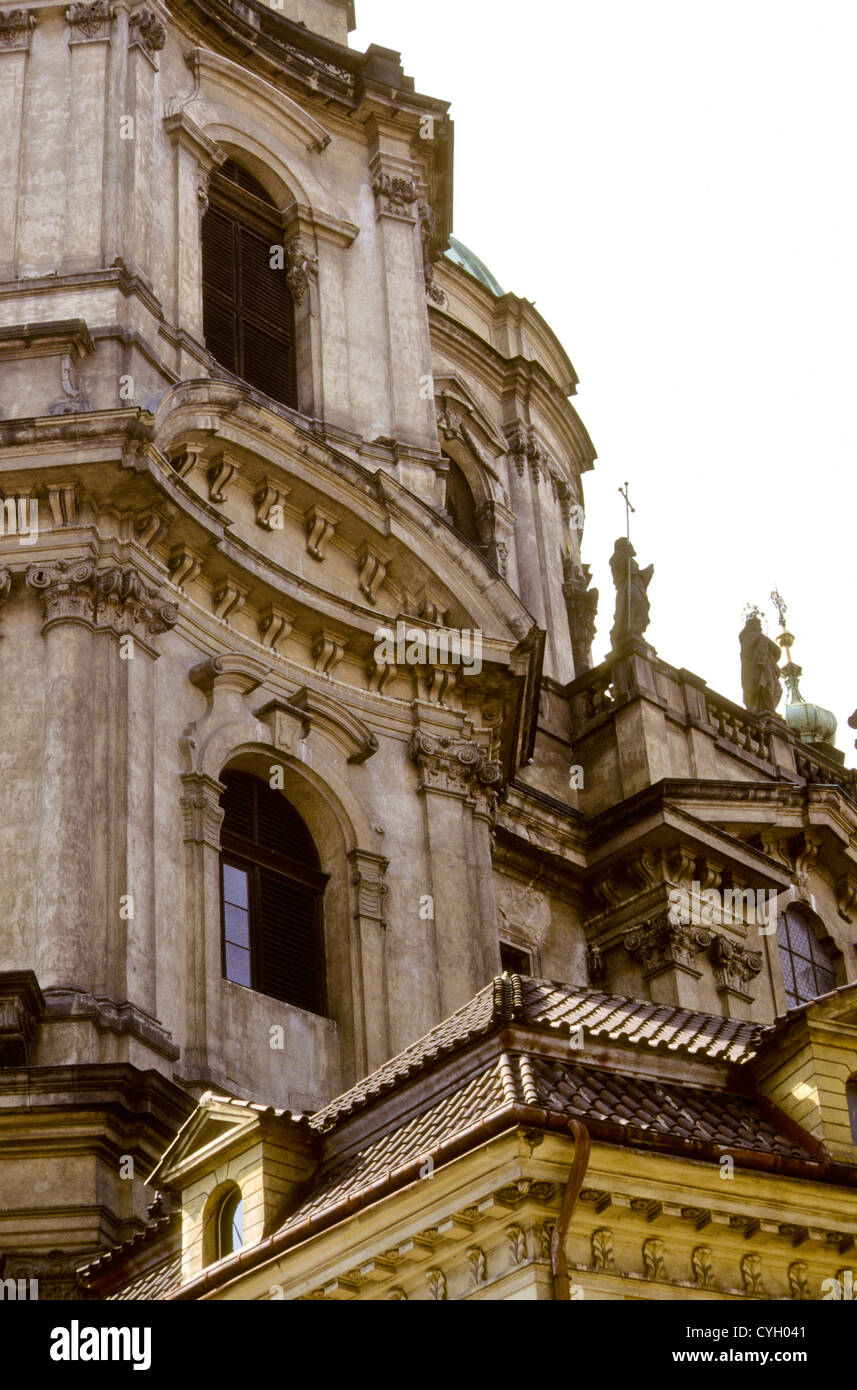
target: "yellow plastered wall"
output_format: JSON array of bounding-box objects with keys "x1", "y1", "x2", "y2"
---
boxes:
[{"x1": 754, "y1": 1017, "x2": 857, "y2": 1161}]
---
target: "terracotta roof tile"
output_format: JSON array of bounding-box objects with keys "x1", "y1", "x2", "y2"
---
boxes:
[{"x1": 106, "y1": 1252, "x2": 182, "y2": 1301}]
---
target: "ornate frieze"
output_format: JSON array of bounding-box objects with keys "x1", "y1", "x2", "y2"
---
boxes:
[
  {"x1": 65, "y1": 0, "x2": 112, "y2": 39},
  {"x1": 284, "y1": 236, "x2": 318, "y2": 306},
  {"x1": 426, "y1": 1268, "x2": 447, "y2": 1301},
  {"x1": 623, "y1": 915, "x2": 713, "y2": 978},
  {"x1": 468, "y1": 1248, "x2": 487, "y2": 1288},
  {"x1": 128, "y1": 4, "x2": 165, "y2": 54},
  {"x1": 710, "y1": 935, "x2": 763, "y2": 996},
  {"x1": 788, "y1": 1260, "x2": 811, "y2": 1300},
  {"x1": 0, "y1": 7, "x2": 36, "y2": 49},
  {"x1": 408, "y1": 729, "x2": 502, "y2": 806}
]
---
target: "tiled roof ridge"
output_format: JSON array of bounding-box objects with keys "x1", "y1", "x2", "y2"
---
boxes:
[
  {"x1": 77, "y1": 1211, "x2": 176, "y2": 1279},
  {"x1": 311, "y1": 977, "x2": 766, "y2": 1133}
]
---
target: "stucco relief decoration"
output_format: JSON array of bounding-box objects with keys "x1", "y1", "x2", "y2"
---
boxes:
[
  {"x1": 129, "y1": 5, "x2": 165, "y2": 53},
  {"x1": 691, "y1": 1246, "x2": 715, "y2": 1289},
  {"x1": 624, "y1": 915, "x2": 713, "y2": 978},
  {"x1": 508, "y1": 428, "x2": 548, "y2": 482},
  {"x1": 66, "y1": 0, "x2": 112, "y2": 38},
  {"x1": 0, "y1": 7, "x2": 35, "y2": 47},
  {"x1": 284, "y1": 236, "x2": 318, "y2": 306},
  {"x1": 741, "y1": 1253, "x2": 764, "y2": 1295},
  {"x1": 409, "y1": 729, "x2": 503, "y2": 809},
  {"x1": 373, "y1": 172, "x2": 418, "y2": 218},
  {"x1": 591, "y1": 1228, "x2": 615, "y2": 1272},
  {"x1": 710, "y1": 935, "x2": 763, "y2": 995},
  {"x1": 642, "y1": 1237, "x2": 666, "y2": 1280}
]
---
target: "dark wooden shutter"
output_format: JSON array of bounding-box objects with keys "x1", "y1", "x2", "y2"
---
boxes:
[
  {"x1": 201, "y1": 162, "x2": 299, "y2": 410},
  {"x1": 219, "y1": 771, "x2": 326, "y2": 1015}
]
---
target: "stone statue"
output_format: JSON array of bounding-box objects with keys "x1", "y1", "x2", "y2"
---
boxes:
[
  {"x1": 739, "y1": 613, "x2": 782, "y2": 713},
  {"x1": 562, "y1": 551, "x2": 599, "y2": 673},
  {"x1": 848, "y1": 709, "x2": 856, "y2": 750},
  {"x1": 609, "y1": 537, "x2": 653, "y2": 648}
]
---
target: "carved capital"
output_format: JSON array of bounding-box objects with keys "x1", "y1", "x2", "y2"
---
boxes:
[
  {"x1": 710, "y1": 934, "x2": 763, "y2": 995},
  {"x1": 0, "y1": 7, "x2": 36, "y2": 49},
  {"x1": 408, "y1": 728, "x2": 502, "y2": 805},
  {"x1": 96, "y1": 566, "x2": 179, "y2": 643},
  {"x1": 179, "y1": 773, "x2": 225, "y2": 848},
  {"x1": 624, "y1": 915, "x2": 713, "y2": 977},
  {"x1": 372, "y1": 171, "x2": 418, "y2": 218},
  {"x1": 66, "y1": 0, "x2": 112, "y2": 38},
  {"x1": 27, "y1": 558, "x2": 97, "y2": 629}
]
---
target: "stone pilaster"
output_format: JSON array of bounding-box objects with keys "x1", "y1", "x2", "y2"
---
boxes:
[
  {"x1": 409, "y1": 728, "x2": 503, "y2": 1015},
  {"x1": 347, "y1": 849, "x2": 390, "y2": 1075}
]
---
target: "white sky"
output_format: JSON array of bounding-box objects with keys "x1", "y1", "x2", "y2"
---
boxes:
[{"x1": 351, "y1": 0, "x2": 856, "y2": 767}]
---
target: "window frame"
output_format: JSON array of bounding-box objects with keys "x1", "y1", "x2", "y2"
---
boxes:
[{"x1": 777, "y1": 908, "x2": 837, "y2": 1009}]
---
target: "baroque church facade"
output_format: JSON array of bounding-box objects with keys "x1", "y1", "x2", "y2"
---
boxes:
[{"x1": 0, "y1": 0, "x2": 855, "y2": 1302}]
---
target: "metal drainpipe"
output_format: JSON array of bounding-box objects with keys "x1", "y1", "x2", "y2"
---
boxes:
[{"x1": 550, "y1": 1118, "x2": 591, "y2": 1301}]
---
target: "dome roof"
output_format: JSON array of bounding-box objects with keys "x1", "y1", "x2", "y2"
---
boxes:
[{"x1": 444, "y1": 236, "x2": 505, "y2": 296}]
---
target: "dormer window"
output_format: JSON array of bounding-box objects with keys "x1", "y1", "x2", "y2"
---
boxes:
[
  {"x1": 216, "y1": 1188, "x2": 244, "y2": 1260},
  {"x1": 201, "y1": 158, "x2": 299, "y2": 409}
]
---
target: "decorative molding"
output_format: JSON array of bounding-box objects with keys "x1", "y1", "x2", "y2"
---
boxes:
[
  {"x1": 257, "y1": 604, "x2": 294, "y2": 653},
  {"x1": 128, "y1": 5, "x2": 165, "y2": 54},
  {"x1": 642, "y1": 1237, "x2": 666, "y2": 1280},
  {"x1": 468, "y1": 1248, "x2": 487, "y2": 1288},
  {"x1": 348, "y1": 849, "x2": 388, "y2": 924},
  {"x1": 65, "y1": 0, "x2": 112, "y2": 39},
  {"x1": 426, "y1": 1268, "x2": 447, "y2": 1301},
  {"x1": 788, "y1": 1260, "x2": 811, "y2": 1301},
  {"x1": 0, "y1": 7, "x2": 35, "y2": 49},
  {"x1": 305, "y1": 505, "x2": 338, "y2": 562},
  {"x1": 741, "y1": 1253, "x2": 764, "y2": 1295},
  {"x1": 179, "y1": 771, "x2": 225, "y2": 849},
  {"x1": 591, "y1": 1227, "x2": 615, "y2": 1272},
  {"x1": 284, "y1": 686, "x2": 377, "y2": 765},
  {"x1": 624, "y1": 915, "x2": 713, "y2": 978},
  {"x1": 284, "y1": 236, "x2": 318, "y2": 305},
  {"x1": 507, "y1": 1225, "x2": 527, "y2": 1266},
  {"x1": 691, "y1": 1245, "x2": 715, "y2": 1289}
]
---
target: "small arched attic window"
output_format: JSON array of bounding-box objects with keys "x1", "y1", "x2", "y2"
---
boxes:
[
  {"x1": 201, "y1": 158, "x2": 299, "y2": 409},
  {"x1": 205, "y1": 1184, "x2": 244, "y2": 1266}
]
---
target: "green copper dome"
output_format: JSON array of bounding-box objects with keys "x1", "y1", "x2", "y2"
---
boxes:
[
  {"x1": 445, "y1": 236, "x2": 505, "y2": 296},
  {"x1": 771, "y1": 592, "x2": 837, "y2": 748}
]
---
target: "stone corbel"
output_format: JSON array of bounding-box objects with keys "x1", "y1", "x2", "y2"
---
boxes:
[
  {"x1": 629, "y1": 850, "x2": 660, "y2": 892},
  {"x1": 169, "y1": 444, "x2": 205, "y2": 480},
  {"x1": 305, "y1": 505, "x2": 338, "y2": 562},
  {"x1": 46, "y1": 484, "x2": 78, "y2": 528},
  {"x1": 592, "y1": 874, "x2": 623, "y2": 911},
  {"x1": 356, "y1": 542, "x2": 389, "y2": 606},
  {"x1": 668, "y1": 845, "x2": 698, "y2": 892},
  {"x1": 207, "y1": 453, "x2": 237, "y2": 505},
  {"x1": 254, "y1": 479, "x2": 289, "y2": 531},
  {"x1": 419, "y1": 665, "x2": 457, "y2": 705},
  {"x1": 311, "y1": 629, "x2": 346, "y2": 678},
  {"x1": 366, "y1": 654, "x2": 397, "y2": 694},
  {"x1": 134, "y1": 511, "x2": 169, "y2": 551},
  {"x1": 212, "y1": 578, "x2": 248, "y2": 623},
  {"x1": 759, "y1": 830, "x2": 794, "y2": 871},
  {"x1": 168, "y1": 544, "x2": 203, "y2": 591},
  {"x1": 254, "y1": 700, "x2": 309, "y2": 758},
  {"x1": 257, "y1": 603, "x2": 294, "y2": 653},
  {"x1": 793, "y1": 830, "x2": 823, "y2": 893},
  {"x1": 0, "y1": 7, "x2": 36, "y2": 51}
]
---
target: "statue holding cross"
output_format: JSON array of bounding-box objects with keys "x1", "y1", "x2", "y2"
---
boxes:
[{"x1": 610, "y1": 483, "x2": 654, "y2": 649}]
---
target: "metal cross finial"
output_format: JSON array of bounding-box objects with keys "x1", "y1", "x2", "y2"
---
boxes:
[
  {"x1": 619, "y1": 483, "x2": 635, "y2": 636},
  {"x1": 770, "y1": 588, "x2": 788, "y2": 630}
]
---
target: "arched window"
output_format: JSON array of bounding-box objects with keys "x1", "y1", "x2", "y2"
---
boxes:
[
  {"x1": 219, "y1": 770, "x2": 327, "y2": 1015},
  {"x1": 205, "y1": 1185, "x2": 244, "y2": 1265},
  {"x1": 444, "y1": 456, "x2": 482, "y2": 547},
  {"x1": 847, "y1": 1075, "x2": 857, "y2": 1145},
  {"x1": 777, "y1": 908, "x2": 837, "y2": 1008},
  {"x1": 201, "y1": 158, "x2": 298, "y2": 409}
]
